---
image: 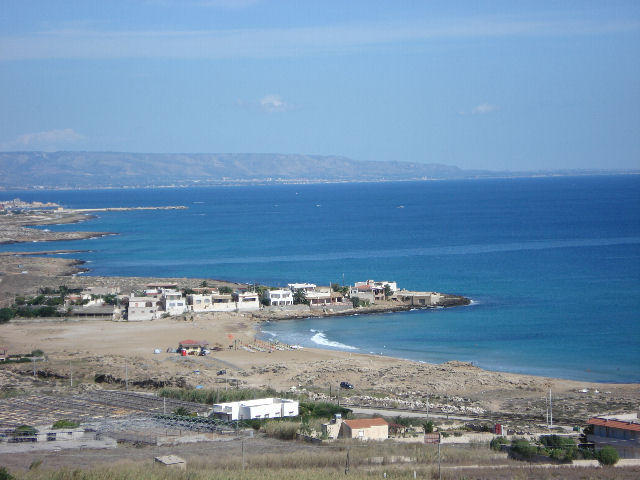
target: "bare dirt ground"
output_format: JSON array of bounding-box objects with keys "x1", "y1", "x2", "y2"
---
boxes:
[{"x1": 1, "y1": 311, "x2": 638, "y2": 427}]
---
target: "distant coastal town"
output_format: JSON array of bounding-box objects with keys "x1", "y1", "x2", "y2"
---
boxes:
[{"x1": 1, "y1": 279, "x2": 469, "y2": 324}]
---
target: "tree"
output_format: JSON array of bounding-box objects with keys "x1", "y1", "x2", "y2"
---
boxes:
[
  {"x1": 0, "y1": 466, "x2": 15, "y2": 480},
  {"x1": 596, "y1": 446, "x2": 619, "y2": 466},
  {"x1": 293, "y1": 289, "x2": 308, "y2": 305},
  {"x1": 351, "y1": 296, "x2": 360, "y2": 308},
  {"x1": 200, "y1": 281, "x2": 208, "y2": 287},
  {"x1": 384, "y1": 284, "x2": 392, "y2": 299},
  {"x1": 423, "y1": 420, "x2": 434, "y2": 434},
  {"x1": 0, "y1": 308, "x2": 14, "y2": 323},
  {"x1": 219, "y1": 286, "x2": 233, "y2": 295}
]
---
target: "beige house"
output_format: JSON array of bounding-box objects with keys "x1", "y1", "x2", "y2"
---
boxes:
[
  {"x1": 396, "y1": 290, "x2": 443, "y2": 307},
  {"x1": 341, "y1": 418, "x2": 389, "y2": 441}
]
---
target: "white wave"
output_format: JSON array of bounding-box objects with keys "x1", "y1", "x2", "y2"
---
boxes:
[
  {"x1": 261, "y1": 330, "x2": 277, "y2": 337},
  {"x1": 311, "y1": 331, "x2": 358, "y2": 350}
]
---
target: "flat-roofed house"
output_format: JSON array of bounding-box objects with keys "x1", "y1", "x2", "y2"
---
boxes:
[
  {"x1": 264, "y1": 289, "x2": 293, "y2": 306},
  {"x1": 306, "y1": 290, "x2": 332, "y2": 306},
  {"x1": 210, "y1": 398, "x2": 299, "y2": 421},
  {"x1": 349, "y1": 285, "x2": 376, "y2": 304},
  {"x1": 127, "y1": 296, "x2": 158, "y2": 321},
  {"x1": 161, "y1": 290, "x2": 187, "y2": 315},
  {"x1": 340, "y1": 418, "x2": 389, "y2": 441},
  {"x1": 288, "y1": 283, "x2": 316, "y2": 293},
  {"x1": 235, "y1": 292, "x2": 260, "y2": 311},
  {"x1": 69, "y1": 305, "x2": 116, "y2": 320},
  {"x1": 587, "y1": 414, "x2": 640, "y2": 458},
  {"x1": 396, "y1": 290, "x2": 442, "y2": 307}
]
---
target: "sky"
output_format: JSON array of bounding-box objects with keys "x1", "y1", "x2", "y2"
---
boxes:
[{"x1": 0, "y1": 0, "x2": 639, "y2": 171}]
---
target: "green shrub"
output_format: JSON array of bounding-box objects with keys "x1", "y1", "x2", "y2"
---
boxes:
[
  {"x1": 172, "y1": 407, "x2": 191, "y2": 416},
  {"x1": 510, "y1": 439, "x2": 539, "y2": 460},
  {"x1": 52, "y1": 419, "x2": 80, "y2": 429},
  {"x1": 0, "y1": 308, "x2": 14, "y2": 323},
  {"x1": 596, "y1": 446, "x2": 619, "y2": 466},
  {"x1": 0, "y1": 466, "x2": 15, "y2": 480},
  {"x1": 540, "y1": 435, "x2": 575, "y2": 448},
  {"x1": 423, "y1": 420, "x2": 434, "y2": 433},
  {"x1": 490, "y1": 436, "x2": 508, "y2": 451},
  {"x1": 299, "y1": 402, "x2": 350, "y2": 419}
]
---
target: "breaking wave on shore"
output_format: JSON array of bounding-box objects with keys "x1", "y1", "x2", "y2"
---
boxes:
[{"x1": 310, "y1": 329, "x2": 358, "y2": 350}]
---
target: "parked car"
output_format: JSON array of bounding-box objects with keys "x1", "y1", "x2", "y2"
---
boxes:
[
  {"x1": 340, "y1": 381, "x2": 354, "y2": 389},
  {"x1": 217, "y1": 369, "x2": 226, "y2": 375}
]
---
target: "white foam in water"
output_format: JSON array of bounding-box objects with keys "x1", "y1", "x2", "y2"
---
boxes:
[{"x1": 311, "y1": 331, "x2": 358, "y2": 350}]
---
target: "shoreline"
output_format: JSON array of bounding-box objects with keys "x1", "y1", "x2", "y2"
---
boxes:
[{"x1": 0, "y1": 203, "x2": 638, "y2": 400}]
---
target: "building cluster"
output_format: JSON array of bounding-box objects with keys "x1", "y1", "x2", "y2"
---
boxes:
[
  {"x1": 60, "y1": 279, "x2": 445, "y2": 322},
  {"x1": 0, "y1": 198, "x2": 59, "y2": 211}
]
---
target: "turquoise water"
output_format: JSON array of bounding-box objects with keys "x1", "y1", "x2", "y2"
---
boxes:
[{"x1": 2, "y1": 176, "x2": 639, "y2": 382}]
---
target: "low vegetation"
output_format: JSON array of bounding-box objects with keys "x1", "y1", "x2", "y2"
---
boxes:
[
  {"x1": 509, "y1": 435, "x2": 594, "y2": 463},
  {"x1": 596, "y1": 445, "x2": 620, "y2": 466},
  {"x1": 158, "y1": 386, "x2": 283, "y2": 404},
  {"x1": 51, "y1": 420, "x2": 79, "y2": 429}
]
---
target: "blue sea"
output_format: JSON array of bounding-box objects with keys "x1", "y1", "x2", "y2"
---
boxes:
[{"x1": 2, "y1": 176, "x2": 639, "y2": 383}]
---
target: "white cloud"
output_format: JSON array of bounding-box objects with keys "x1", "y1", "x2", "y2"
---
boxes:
[
  {"x1": 259, "y1": 94, "x2": 292, "y2": 113},
  {"x1": 1, "y1": 128, "x2": 83, "y2": 150},
  {"x1": 471, "y1": 103, "x2": 499, "y2": 114}
]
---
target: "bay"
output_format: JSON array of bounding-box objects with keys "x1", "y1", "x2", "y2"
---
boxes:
[{"x1": 2, "y1": 175, "x2": 639, "y2": 382}]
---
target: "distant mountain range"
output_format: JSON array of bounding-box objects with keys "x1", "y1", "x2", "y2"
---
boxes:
[{"x1": 0, "y1": 151, "x2": 635, "y2": 189}]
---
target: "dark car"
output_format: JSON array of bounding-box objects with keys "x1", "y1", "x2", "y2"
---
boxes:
[{"x1": 340, "y1": 381, "x2": 354, "y2": 389}]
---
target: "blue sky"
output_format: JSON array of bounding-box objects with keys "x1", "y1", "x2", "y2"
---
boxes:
[{"x1": 1, "y1": 0, "x2": 639, "y2": 171}]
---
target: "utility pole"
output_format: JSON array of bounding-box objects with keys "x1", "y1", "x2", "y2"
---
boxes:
[
  {"x1": 345, "y1": 446, "x2": 350, "y2": 474},
  {"x1": 69, "y1": 360, "x2": 73, "y2": 388},
  {"x1": 549, "y1": 389, "x2": 553, "y2": 428},
  {"x1": 163, "y1": 396, "x2": 166, "y2": 414},
  {"x1": 32, "y1": 357, "x2": 36, "y2": 377},
  {"x1": 125, "y1": 362, "x2": 129, "y2": 391},
  {"x1": 438, "y1": 442, "x2": 441, "y2": 480},
  {"x1": 426, "y1": 395, "x2": 429, "y2": 420},
  {"x1": 242, "y1": 438, "x2": 245, "y2": 470}
]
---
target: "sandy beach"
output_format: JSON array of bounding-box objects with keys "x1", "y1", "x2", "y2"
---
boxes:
[{"x1": 2, "y1": 308, "x2": 639, "y2": 427}]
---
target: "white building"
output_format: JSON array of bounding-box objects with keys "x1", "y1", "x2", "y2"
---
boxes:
[
  {"x1": 161, "y1": 290, "x2": 187, "y2": 315},
  {"x1": 288, "y1": 283, "x2": 316, "y2": 293},
  {"x1": 127, "y1": 296, "x2": 158, "y2": 321},
  {"x1": 264, "y1": 289, "x2": 293, "y2": 306},
  {"x1": 210, "y1": 398, "x2": 299, "y2": 421},
  {"x1": 235, "y1": 292, "x2": 260, "y2": 311}
]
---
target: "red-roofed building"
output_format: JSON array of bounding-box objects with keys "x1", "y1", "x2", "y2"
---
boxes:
[
  {"x1": 178, "y1": 339, "x2": 209, "y2": 355},
  {"x1": 587, "y1": 414, "x2": 640, "y2": 458},
  {"x1": 341, "y1": 417, "x2": 389, "y2": 440}
]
